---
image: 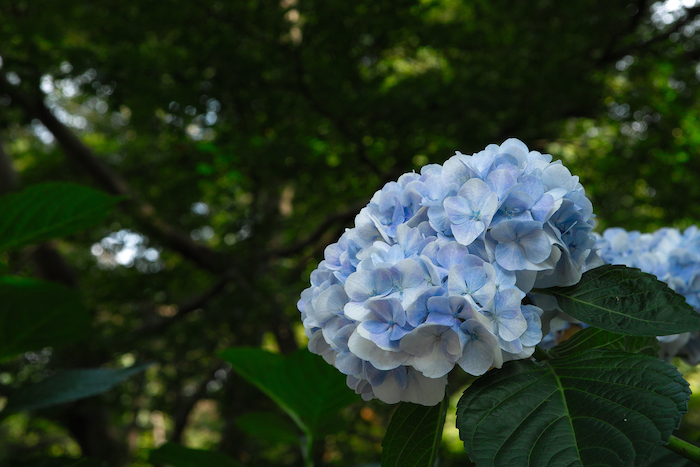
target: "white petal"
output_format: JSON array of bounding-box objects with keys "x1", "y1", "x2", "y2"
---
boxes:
[{"x1": 402, "y1": 370, "x2": 448, "y2": 406}]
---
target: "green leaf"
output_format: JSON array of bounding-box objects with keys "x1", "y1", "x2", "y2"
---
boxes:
[
  {"x1": 456, "y1": 349, "x2": 690, "y2": 466},
  {"x1": 0, "y1": 276, "x2": 90, "y2": 360},
  {"x1": 235, "y1": 411, "x2": 300, "y2": 444},
  {"x1": 3, "y1": 363, "x2": 152, "y2": 414},
  {"x1": 640, "y1": 444, "x2": 697, "y2": 466},
  {"x1": 148, "y1": 442, "x2": 241, "y2": 467},
  {"x1": 220, "y1": 348, "x2": 359, "y2": 437},
  {"x1": 537, "y1": 265, "x2": 700, "y2": 336},
  {"x1": 547, "y1": 327, "x2": 660, "y2": 359},
  {"x1": 0, "y1": 182, "x2": 121, "y2": 252},
  {"x1": 381, "y1": 392, "x2": 449, "y2": 467}
]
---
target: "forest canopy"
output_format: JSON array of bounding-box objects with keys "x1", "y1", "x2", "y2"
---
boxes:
[{"x1": 2, "y1": 0, "x2": 700, "y2": 465}]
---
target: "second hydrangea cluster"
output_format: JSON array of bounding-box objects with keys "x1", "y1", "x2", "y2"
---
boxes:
[{"x1": 298, "y1": 139, "x2": 602, "y2": 405}]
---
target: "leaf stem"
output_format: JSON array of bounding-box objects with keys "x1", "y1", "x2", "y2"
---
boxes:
[
  {"x1": 666, "y1": 435, "x2": 700, "y2": 463},
  {"x1": 300, "y1": 432, "x2": 315, "y2": 467},
  {"x1": 532, "y1": 346, "x2": 551, "y2": 361}
]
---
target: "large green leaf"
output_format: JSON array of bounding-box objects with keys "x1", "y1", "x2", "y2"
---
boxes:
[
  {"x1": 456, "y1": 349, "x2": 690, "y2": 466},
  {"x1": 639, "y1": 444, "x2": 697, "y2": 466},
  {"x1": 381, "y1": 392, "x2": 449, "y2": 467},
  {"x1": 0, "y1": 182, "x2": 120, "y2": 252},
  {"x1": 148, "y1": 443, "x2": 241, "y2": 467},
  {"x1": 3, "y1": 363, "x2": 152, "y2": 414},
  {"x1": 220, "y1": 348, "x2": 359, "y2": 437},
  {"x1": 537, "y1": 265, "x2": 700, "y2": 336},
  {"x1": 235, "y1": 411, "x2": 300, "y2": 444},
  {"x1": 546, "y1": 327, "x2": 660, "y2": 359},
  {"x1": 0, "y1": 277, "x2": 90, "y2": 360}
]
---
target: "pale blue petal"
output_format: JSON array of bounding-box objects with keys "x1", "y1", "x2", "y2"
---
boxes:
[
  {"x1": 398, "y1": 325, "x2": 437, "y2": 357},
  {"x1": 520, "y1": 230, "x2": 552, "y2": 264},
  {"x1": 425, "y1": 312, "x2": 458, "y2": 327},
  {"x1": 497, "y1": 308, "x2": 527, "y2": 341},
  {"x1": 405, "y1": 286, "x2": 446, "y2": 327},
  {"x1": 495, "y1": 241, "x2": 527, "y2": 271},
  {"x1": 486, "y1": 169, "x2": 517, "y2": 204},
  {"x1": 335, "y1": 351, "x2": 363, "y2": 376},
  {"x1": 314, "y1": 284, "x2": 348, "y2": 324},
  {"x1": 344, "y1": 271, "x2": 375, "y2": 301},
  {"x1": 451, "y1": 219, "x2": 485, "y2": 245},
  {"x1": 402, "y1": 370, "x2": 448, "y2": 406},
  {"x1": 443, "y1": 195, "x2": 472, "y2": 225},
  {"x1": 427, "y1": 206, "x2": 451, "y2": 234},
  {"x1": 436, "y1": 242, "x2": 481, "y2": 270},
  {"x1": 392, "y1": 259, "x2": 426, "y2": 288},
  {"x1": 499, "y1": 336, "x2": 523, "y2": 353},
  {"x1": 362, "y1": 320, "x2": 390, "y2": 334},
  {"x1": 490, "y1": 220, "x2": 518, "y2": 243},
  {"x1": 456, "y1": 177, "x2": 493, "y2": 207},
  {"x1": 442, "y1": 156, "x2": 474, "y2": 187},
  {"x1": 365, "y1": 297, "x2": 401, "y2": 322}
]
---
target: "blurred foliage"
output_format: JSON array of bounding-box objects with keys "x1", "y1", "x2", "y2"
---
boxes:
[{"x1": 1, "y1": 0, "x2": 700, "y2": 465}]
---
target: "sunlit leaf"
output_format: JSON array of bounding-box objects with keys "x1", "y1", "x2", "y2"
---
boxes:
[{"x1": 220, "y1": 348, "x2": 359, "y2": 438}]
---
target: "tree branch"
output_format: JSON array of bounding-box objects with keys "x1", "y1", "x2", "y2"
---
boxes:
[
  {"x1": 599, "y1": 5, "x2": 700, "y2": 64},
  {"x1": 0, "y1": 72, "x2": 231, "y2": 274},
  {"x1": 266, "y1": 201, "x2": 365, "y2": 258},
  {"x1": 135, "y1": 273, "x2": 234, "y2": 335}
]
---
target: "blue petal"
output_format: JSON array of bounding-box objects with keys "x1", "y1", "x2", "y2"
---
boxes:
[
  {"x1": 486, "y1": 169, "x2": 517, "y2": 204},
  {"x1": 451, "y1": 219, "x2": 485, "y2": 246},
  {"x1": 495, "y1": 241, "x2": 527, "y2": 271},
  {"x1": 520, "y1": 230, "x2": 552, "y2": 264},
  {"x1": 363, "y1": 320, "x2": 391, "y2": 334}
]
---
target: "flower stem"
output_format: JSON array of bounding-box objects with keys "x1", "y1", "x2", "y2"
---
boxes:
[{"x1": 666, "y1": 435, "x2": 700, "y2": 463}]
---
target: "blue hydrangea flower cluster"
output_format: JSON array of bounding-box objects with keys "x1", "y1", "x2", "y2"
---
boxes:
[
  {"x1": 593, "y1": 227, "x2": 700, "y2": 362},
  {"x1": 298, "y1": 139, "x2": 601, "y2": 406}
]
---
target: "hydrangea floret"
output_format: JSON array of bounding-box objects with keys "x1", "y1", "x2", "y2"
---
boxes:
[{"x1": 298, "y1": 139, "x2": 601, "y2": 405}]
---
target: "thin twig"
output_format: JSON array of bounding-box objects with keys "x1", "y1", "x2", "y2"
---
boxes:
[{"x1": 266, "y1": 201, "x2": 365, "y2": 258}]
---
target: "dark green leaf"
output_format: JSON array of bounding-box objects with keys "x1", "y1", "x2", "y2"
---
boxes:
[
  {"x1": 0, "y1": 276, "x2": 90, "y2": 360},
  {"x1": 149, "y1": 442, "x2": 241, "y2": 467},
  {"x1": 639, "y1": 444, "x2": 697, "y2": 466},
  {"x1": 3, "y1": 363, "x2": 152, "y2": 414},
  {"x1": 457, "y1": 349, "x2": 690, "y2": 466},
  {"x1": 0, "y1": 182, "x2": 121, "y2": 252},
  {"x1": 538, "y1": 265, "x2": 700, "y2": 336},
  {"x1": 220, "y1": 348, "x2": 359, "y2": 437},
  {"x1": 547, "y1": 327, "x2": 660, "y2": 359},
  {"x1": 235, "y1": 411, "x2": 300, "y2": 444},
  {"x1": 381, "y1": 391, "x2": 449, "y2": 467}
]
